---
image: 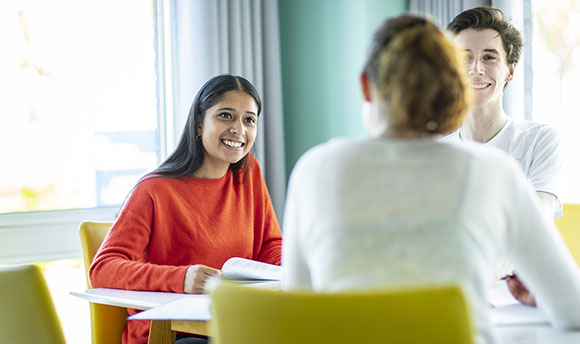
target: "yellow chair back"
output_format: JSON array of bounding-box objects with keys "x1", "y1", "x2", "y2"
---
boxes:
[
  {"x1": 555, "y1": 203, "x2": 580, "y2": 266},
  {"x1": 0, "y1": 264, "x2": 66, "y2": 344},
  {"x1": 79, "y1": 221, "x2": 127, "y2": 344},
  {"x1": 210, "y1": 282, "x2": 474, "y2": 344}
]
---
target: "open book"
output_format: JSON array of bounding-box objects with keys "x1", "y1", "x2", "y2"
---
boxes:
[{"x1": 221, "y1": 257, "x2": 281, "y2": 281}]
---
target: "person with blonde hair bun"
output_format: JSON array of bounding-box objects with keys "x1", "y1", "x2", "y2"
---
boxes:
[{"x1": 282, "y1": 15, "x2": 580, "y2": 344}]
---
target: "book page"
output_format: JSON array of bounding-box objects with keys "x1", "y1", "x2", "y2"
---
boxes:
[{"x1": 221, "y1": 257, "x2": 281, "y2": 281}]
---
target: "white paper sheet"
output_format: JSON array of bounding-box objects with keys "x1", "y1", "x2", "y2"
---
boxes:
[
  {"x1": 70, "y1": 288, "x2": 187, "y2": 310},
  {"x1": 128, "y1": 296, "x2": 211, "y2": 321}
]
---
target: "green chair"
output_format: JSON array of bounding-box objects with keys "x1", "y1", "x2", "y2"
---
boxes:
[
  {"x1": 79, "y1": 221, "x2": 127, "y2": 344},
  {"x1": 0, "y1": 264, "x2": 66, "y2": 344},
  {"x1": 210, "y1": 282, "x2": 474, "y2": 344},
  {"x1": 555, "y1": 203, "x2": 580, "y2": 266}
]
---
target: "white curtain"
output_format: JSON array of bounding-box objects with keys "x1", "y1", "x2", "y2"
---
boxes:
[
  {"x1": 409, "y1": 0, "x2": 533, "y2": 120},
  {"x1": 409, "y1": 0, "x2": 489, "y2": 28},
  {"x1": 168, "y1": 0, "x2": 286, "y2": 218}
]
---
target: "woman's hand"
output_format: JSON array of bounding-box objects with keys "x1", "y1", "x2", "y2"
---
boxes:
[
  {"x1": 505, "y1": 274, "x2": 537, "y2": 307},
  {"x1": 183, "y1": 264, "x2": 222, "y2": 294}
]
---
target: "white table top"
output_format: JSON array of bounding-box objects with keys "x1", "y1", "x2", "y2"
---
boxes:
[
  {"x1": 70, "y1": 288, "x2": 194, "y2": 310},
  {"x1": 71, "y1": 282, "x2": 580, "y2": 343}
]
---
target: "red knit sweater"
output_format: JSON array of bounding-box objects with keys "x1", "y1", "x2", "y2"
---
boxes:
[{"x1": 89, "y1": 155, "x2": 282, "y2": 344}]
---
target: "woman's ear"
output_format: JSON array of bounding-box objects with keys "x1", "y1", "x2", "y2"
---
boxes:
[
  {"x1": 197, "y1": 124, "x2": 203, "y2": 139},
  {"x1": 360, "y1": 73, "x2": 372, "y2": 102}
]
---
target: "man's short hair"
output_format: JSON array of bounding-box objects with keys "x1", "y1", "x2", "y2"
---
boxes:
[{"x1": 447, "y1": 6, "x2": 523, "y2": 65}]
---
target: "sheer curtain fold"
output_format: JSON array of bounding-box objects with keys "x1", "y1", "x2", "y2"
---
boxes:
[
  {"x1": 409, "y1": 0, "x2": 466, "y2": 27},
  {"x1": 409, "y1": 0, "x2": 532, "y2": 120},
  {"x1": 170, "y1": 0, "x2": 286, "y2": 218}
]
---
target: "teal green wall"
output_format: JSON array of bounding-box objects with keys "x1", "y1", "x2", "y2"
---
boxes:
[{"x1": 279, "y1": 0, "x2": 408, "y2": 178}]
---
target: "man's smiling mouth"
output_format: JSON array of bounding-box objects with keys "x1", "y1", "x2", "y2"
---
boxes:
[{"x1": 470, "y1": 83, "x2": 491, "y2": 89}]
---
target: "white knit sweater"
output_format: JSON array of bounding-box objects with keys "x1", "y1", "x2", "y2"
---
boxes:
[{"x1": 282, "y1": 137, "x2": 580, "y2": 344}]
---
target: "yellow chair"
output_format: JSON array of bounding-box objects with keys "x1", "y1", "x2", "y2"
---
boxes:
[
  {"x1": 0, "y1": 264, "x2": 66, "y2": 344},
  {"x1": 210, "y1": 282, "x2": 474, "y2": 344},
  {"x1": 555, "y1": 203, "x2": 580, "y2": 266},
  {"x1": 79, "y1": 221, "x2": 127, "y2": 344}
]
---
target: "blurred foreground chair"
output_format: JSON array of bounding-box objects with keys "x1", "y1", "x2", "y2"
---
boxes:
[
  {"x1": 0, "y1": 264, "x2": 66, "y2": 344},
  {"x1": 80, "y1": 221, "x2": 127, "y2": 344},
  {"x1": 555, "y1": 203, "x2": 580, "y2": 266},
  {"x1": 210, "y1": 282, "x2": 474, "y2": 344}
]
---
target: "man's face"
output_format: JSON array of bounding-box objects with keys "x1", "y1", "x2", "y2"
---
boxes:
[{"x1": 454, "y1": 28, "x2": 515, "y2": 108}]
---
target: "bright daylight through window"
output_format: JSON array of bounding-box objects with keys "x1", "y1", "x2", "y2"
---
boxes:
[
  {"x1": 0, "y1": 1, "x2": 161, "y2": 342},
  {"x1": 0, "y1": 0, "x2": 159, "y2": 214},
  {"x1": 532, "y1": 0, "x2": 580, "y2": 203}
]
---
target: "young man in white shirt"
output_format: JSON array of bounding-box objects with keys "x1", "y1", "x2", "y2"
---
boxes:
[
  {"x1": 446, "y1": 6, "x2": 564, "y2": 304},
  {"x1": 446, "y1": 7, "x2": 562, "y2": 221}
]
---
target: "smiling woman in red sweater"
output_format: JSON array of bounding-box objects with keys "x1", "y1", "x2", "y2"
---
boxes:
[{"x1": 89, "y1": 75, "x2": 282, "y2": 344}]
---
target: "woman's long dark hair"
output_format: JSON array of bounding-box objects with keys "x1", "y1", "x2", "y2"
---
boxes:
[{"x1": 149, "y1": 74, "x2": 262, "y2": 181}]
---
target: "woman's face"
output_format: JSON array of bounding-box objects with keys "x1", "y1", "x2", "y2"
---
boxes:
[
  {"x1": 454, "y1": 28, "x2": 515, "y2": 108},
  {"x1": 198, "y1": 90, "x2": 258, "y2": 178}
]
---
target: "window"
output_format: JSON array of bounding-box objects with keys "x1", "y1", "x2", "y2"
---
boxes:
[
  {"x1": 0, "y1": 0, "x2": 172, "y2": 264},
  {"x1": 0, "y1": 0, "x2": 160, "y2": 214},
  {"x1": 532, "y1": 0, "x2": 580, "y2": 202},
  {"x1": 0, "y1": 1, "x2": 169, "y2": 341}
]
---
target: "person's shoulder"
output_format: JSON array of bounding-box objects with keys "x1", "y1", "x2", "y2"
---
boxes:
[
  {"x1": 289, "y1": 138, "x2": 355, "y2": 176},
  {"x1": 134, "y1": 174, "x2": 186, "y2": 195},
  {"x1": 120, "y1": 174, "x2": 175, "y2": 208},
  {"x1": 511, "y1": 118, "x2": 552, "y2": 130},
  {"x1": 509, "y1": 119, "x2": 560, "y2": 142},
  {"x1": 138, "y1": 174, "x2": 177, "y2": 185},
  {"x1": 296, "y1": 137, "x2": 362, "y2": 166}
]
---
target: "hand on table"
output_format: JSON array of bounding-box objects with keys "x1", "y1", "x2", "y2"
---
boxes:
[
  {"x1": 184, "y1": 264, "x2": 222, "y2": 294},
  {"x1": 505, "y1": 274, "x2": 537, "y2": 307}
]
